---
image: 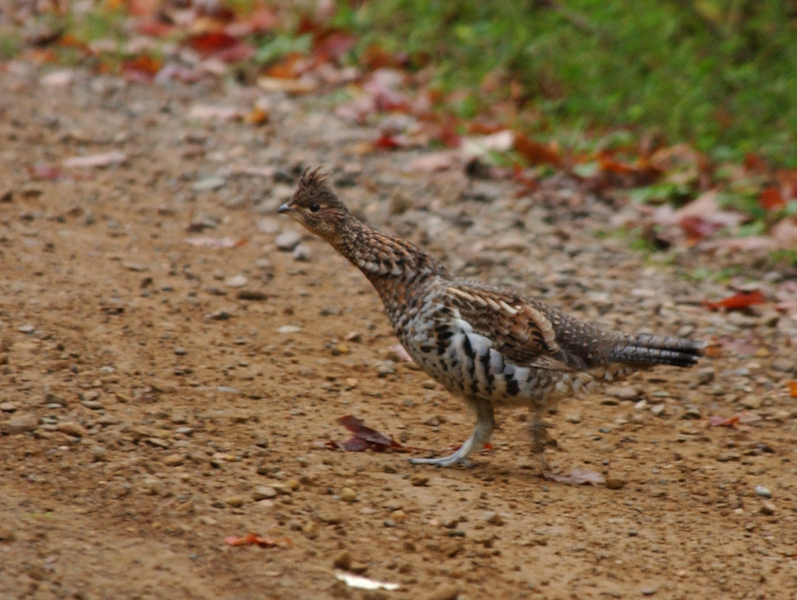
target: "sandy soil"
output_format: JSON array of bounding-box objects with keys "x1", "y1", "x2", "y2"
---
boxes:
[{"x1": 1, "y1": 64, "x2": 796, "y2": 600}]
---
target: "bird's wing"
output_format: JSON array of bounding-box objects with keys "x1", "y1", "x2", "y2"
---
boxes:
[{"x1": 443, "y1": 283, "x2": 587, "y2": 372}]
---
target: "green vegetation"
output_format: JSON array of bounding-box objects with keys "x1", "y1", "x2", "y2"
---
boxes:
[{"x1": 333, "y1": 0, "x2": 797, "y2": 165}]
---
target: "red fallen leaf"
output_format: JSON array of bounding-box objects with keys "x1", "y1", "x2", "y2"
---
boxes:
[
  {"x1": 543, "y1": 468, "x2": 605, "y2": 486},
  {"x1": 225, "y1": 7, "x2": 279, "y2": 37},
  {"x1": 513, "y1": 133, "x2": 561, "y2": 167},
  {"x1": 225, "y1": 533, "x2": 291, "y2": 548},
  {"x1": 244, "y1": 106, "x2": 269, "y2": 126},
  {"x1": 710, "y1": 414, "x2": 740, "y2": 427},
  {"x1": 435, "y1": 119, "x2": 461, "y2": 149},
  {"x1": 598, "y1": 157, "x2": 634, "y2": 176},
  {"x1": 121, "y1": 55, "x2": 162, "y2": 82},
  {"x1": 679, "y1": 216, "x2": 724, "y2": 241},
  {"x1": 710, "y1": 411, "x2": 761, "y2": 428},
  {"x1": 759, "y1": 187, "x2": 786, "y2": 211},
  {"x1": 128, "y1": 0, "x2": 159, "y2": 17},
  {"x1": 787, "y1": 381, "x2": 797, "y2": 398},
  {"x1": 337, "y1": 415, "x2": 406, "y2": 453},
  {"x1": 264, "y1": 53, "x2": 302, "y2": 79},
  {"x1": 136, "y1": 19, "x2": 176, "y2": 38},
  {"x1": 360, "y1": 44, "x2": 399, "y2": 70},
  {"x1": 26, "y1": 163, "x2": 62, "y2": 180},
  {"x1": 703, "y1": 290, "x2": 766, "y2": 311},
  {"x1": 468, "y1": 121, "x2": 506, "y2": 135},
  {"x1": 374, "y1": 134, "x2": 401, "y2": 150},
  {"x1": 314, "y1": 31, "x2": 356, "y2": 62},
  {"x1": 744, "y1": 152, "x2": 768, "y2": 174},
  {"x1": 215, "y1": 42, "x2": 256, "y2": 63},
  {"x1": 186, "y1": 32, "x2": 238, "y2": 58}
]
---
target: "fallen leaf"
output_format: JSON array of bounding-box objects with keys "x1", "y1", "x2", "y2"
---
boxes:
[
  {"x1": 759, "y1": 187, "x2": 786, "y2": 211},
  {"x1": 744, "y1": 152, "x2": 768, "y2": 173},
  {"x1": 186, "y1": 31, "x2": 238, "y2": 57},
  {"x1": 435, "y1": 119, "x2": 461, "y2": 148},
  {"x1": 225, "y1": 533, "x2": 291, "y2": 548},
  {"x1": 121, "y1": 55, "x2": 162, "y2": 82},
  {"x1": 460, "y1": 130, "x2": 515, "y2": 159},
  {"x1": 335, "y1": 415, "x2": 405, "y2": 453},
  {"x1": 184, "y1": 237, "x2": 247, "y2": 248},
  {"x1": 313, "y1": 31, "x2": 356, "y2": 62},
  {"x1": 26, "y1": 163, "x2": 62, "y2": 180},
  {"x1": 679, "y1": 216, "x2": 724, "y2": 242},
  {"x1": 215, "y1": 42, "x2": 256, "y2": 63},
  {"x1": 63, "y1": 151, "x2": 127, "y2": 169},
  {"x1": 543, "y1": 468, "x2": 605, "y2": 486},
  {"x1": 374, "y1": 134, "x2": 402, "y2": 150},
  {"x1": 136, "y1": 18, "x2": 175, "y2": 38},
  {"x1": 703, "y1": 290, "x2": 766, "y2": 311},
  {"x1": 672, "y1": 190, "x2": 747, "y2": 229},
  {"x1": 335, "y1": 573, "x2": 399, "y2": 591},
  {"x1": 710, "y1": 411, "x2": 760, "y2": 428},
  {"x1": 256, "y1": 76, "x2": 317, "y2": 94},
  {"x1": 599, "y1": 157, "x2": 634, "y2": 176},
  {"x1": 709, "y1": 414, "x2": 739, "y2": 427},
  {"x1": 226, "y1": 7, "x2": 279, "y2": 37},
  {"x1": 513, "y1": 133, "x2": 561, "y2": 166},
  {"x1": 787, "y1": 381, "x2": 797, "y2": 398},
  {"x1": 244, "y1": 106, "x2": 269, "y2": 125}
]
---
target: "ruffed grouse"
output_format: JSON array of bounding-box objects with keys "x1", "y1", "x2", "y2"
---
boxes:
[{"x1": 279, "y1": 169, "x2": 705, "y2": 468}]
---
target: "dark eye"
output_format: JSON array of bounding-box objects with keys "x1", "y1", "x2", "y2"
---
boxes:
[{"x1": 309, "y1": 203, "x2": 320, "y2": 213}]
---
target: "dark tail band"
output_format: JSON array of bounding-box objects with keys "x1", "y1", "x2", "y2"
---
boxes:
[{"x1": 610, "y1": 335, "x2": 705, "y2": 368}]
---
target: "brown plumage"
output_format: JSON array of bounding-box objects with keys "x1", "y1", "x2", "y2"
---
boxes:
[{"x1": 279, "y1": 168, "x2": 705, "y2": 468}]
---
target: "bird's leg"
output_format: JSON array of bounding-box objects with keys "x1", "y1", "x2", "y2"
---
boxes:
[
  {"x1": 410, "y1": 399, "x2": 494, "y2": 468},
  {"x1": 530, "y1": 410, "x2": 550, "y2": 475}
]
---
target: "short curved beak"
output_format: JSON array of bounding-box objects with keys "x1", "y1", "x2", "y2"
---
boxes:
[{"x1": 277, "y1": 203, "x2": 291, "y2": 214}]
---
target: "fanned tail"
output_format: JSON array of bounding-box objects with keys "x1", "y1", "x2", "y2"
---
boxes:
[{"x1": 610, "y1": 334, "x2": 705, "y2": 368}]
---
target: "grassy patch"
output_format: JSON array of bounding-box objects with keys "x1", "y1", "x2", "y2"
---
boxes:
[{"x1": 336, "y1": 0, "x2": 797, "y2": 166}]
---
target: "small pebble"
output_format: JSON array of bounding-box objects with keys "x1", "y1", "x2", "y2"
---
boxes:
[
  {"x1": 333, "y1": 550, "x2": 352, "y2": 570},
  {"x1": 606, "y1": 478, "x2": 626, "y2": 490},
  {"x1": 275, "y1": 230, "x2": 301, "y2": 251},
  {"x1": 278, "y1": 325, "x2": 302, "y2": 334},
  {"x1": 292, "y1": 243, "x2": 312, "y2": 261},
  {"x1": 650, "y1": 403, "x2": 666, "y2": 417},
  {"x1": 57, "y1": 421, "x2": 86, "y2": 437},
  {"x1": 192, "y1": 175, "x2": 226, "y2": 193},
  {"x1": 641, "y1": 586, "x2": 658, "y2": 596},
  {"x1": 760, "y1": 501, "x2": 776, "y2": 515},
  {"x1": 224, "y1": 495, "x2": 245, "y2": 508},
  {"x1": 423, "y1": 583, "x2": 460, "y2": 600},
  {"x1": 755, "y1": 485, "x2": 772, "y2": 498},
  {"x1": 163, "y1": 454, "x2": 184, "y2": 466},
  {"x1": 253, "y1": 486, "x2": 277, "y2": 500},
  {"x1": 340, "y1": 487, "x2": 358, "y2": 503},
  {"x1": 174, "y1": 347, "x2": 187, "y2": 356},
  {"x1": 225, "y1": 274, "x2": 248, "y2": 288},
  {"x1": 0, "y1": 402, "x2": 18, "y2": 412},
  {"x1": 410, "y1": 474, "x2": 429, "y2": 487},
  {"x1": 481, "y1": 511, "x2": 503, "y2": 526}
]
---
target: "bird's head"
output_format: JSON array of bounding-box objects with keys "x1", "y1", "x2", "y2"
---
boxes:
[{"x1": 278, "y1": 168, "x2": 352, "y2": 245}]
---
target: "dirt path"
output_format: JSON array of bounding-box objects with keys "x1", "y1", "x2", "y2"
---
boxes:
[{"x1": 1, "y1": 64, "x2": 796, "y2": 600}]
